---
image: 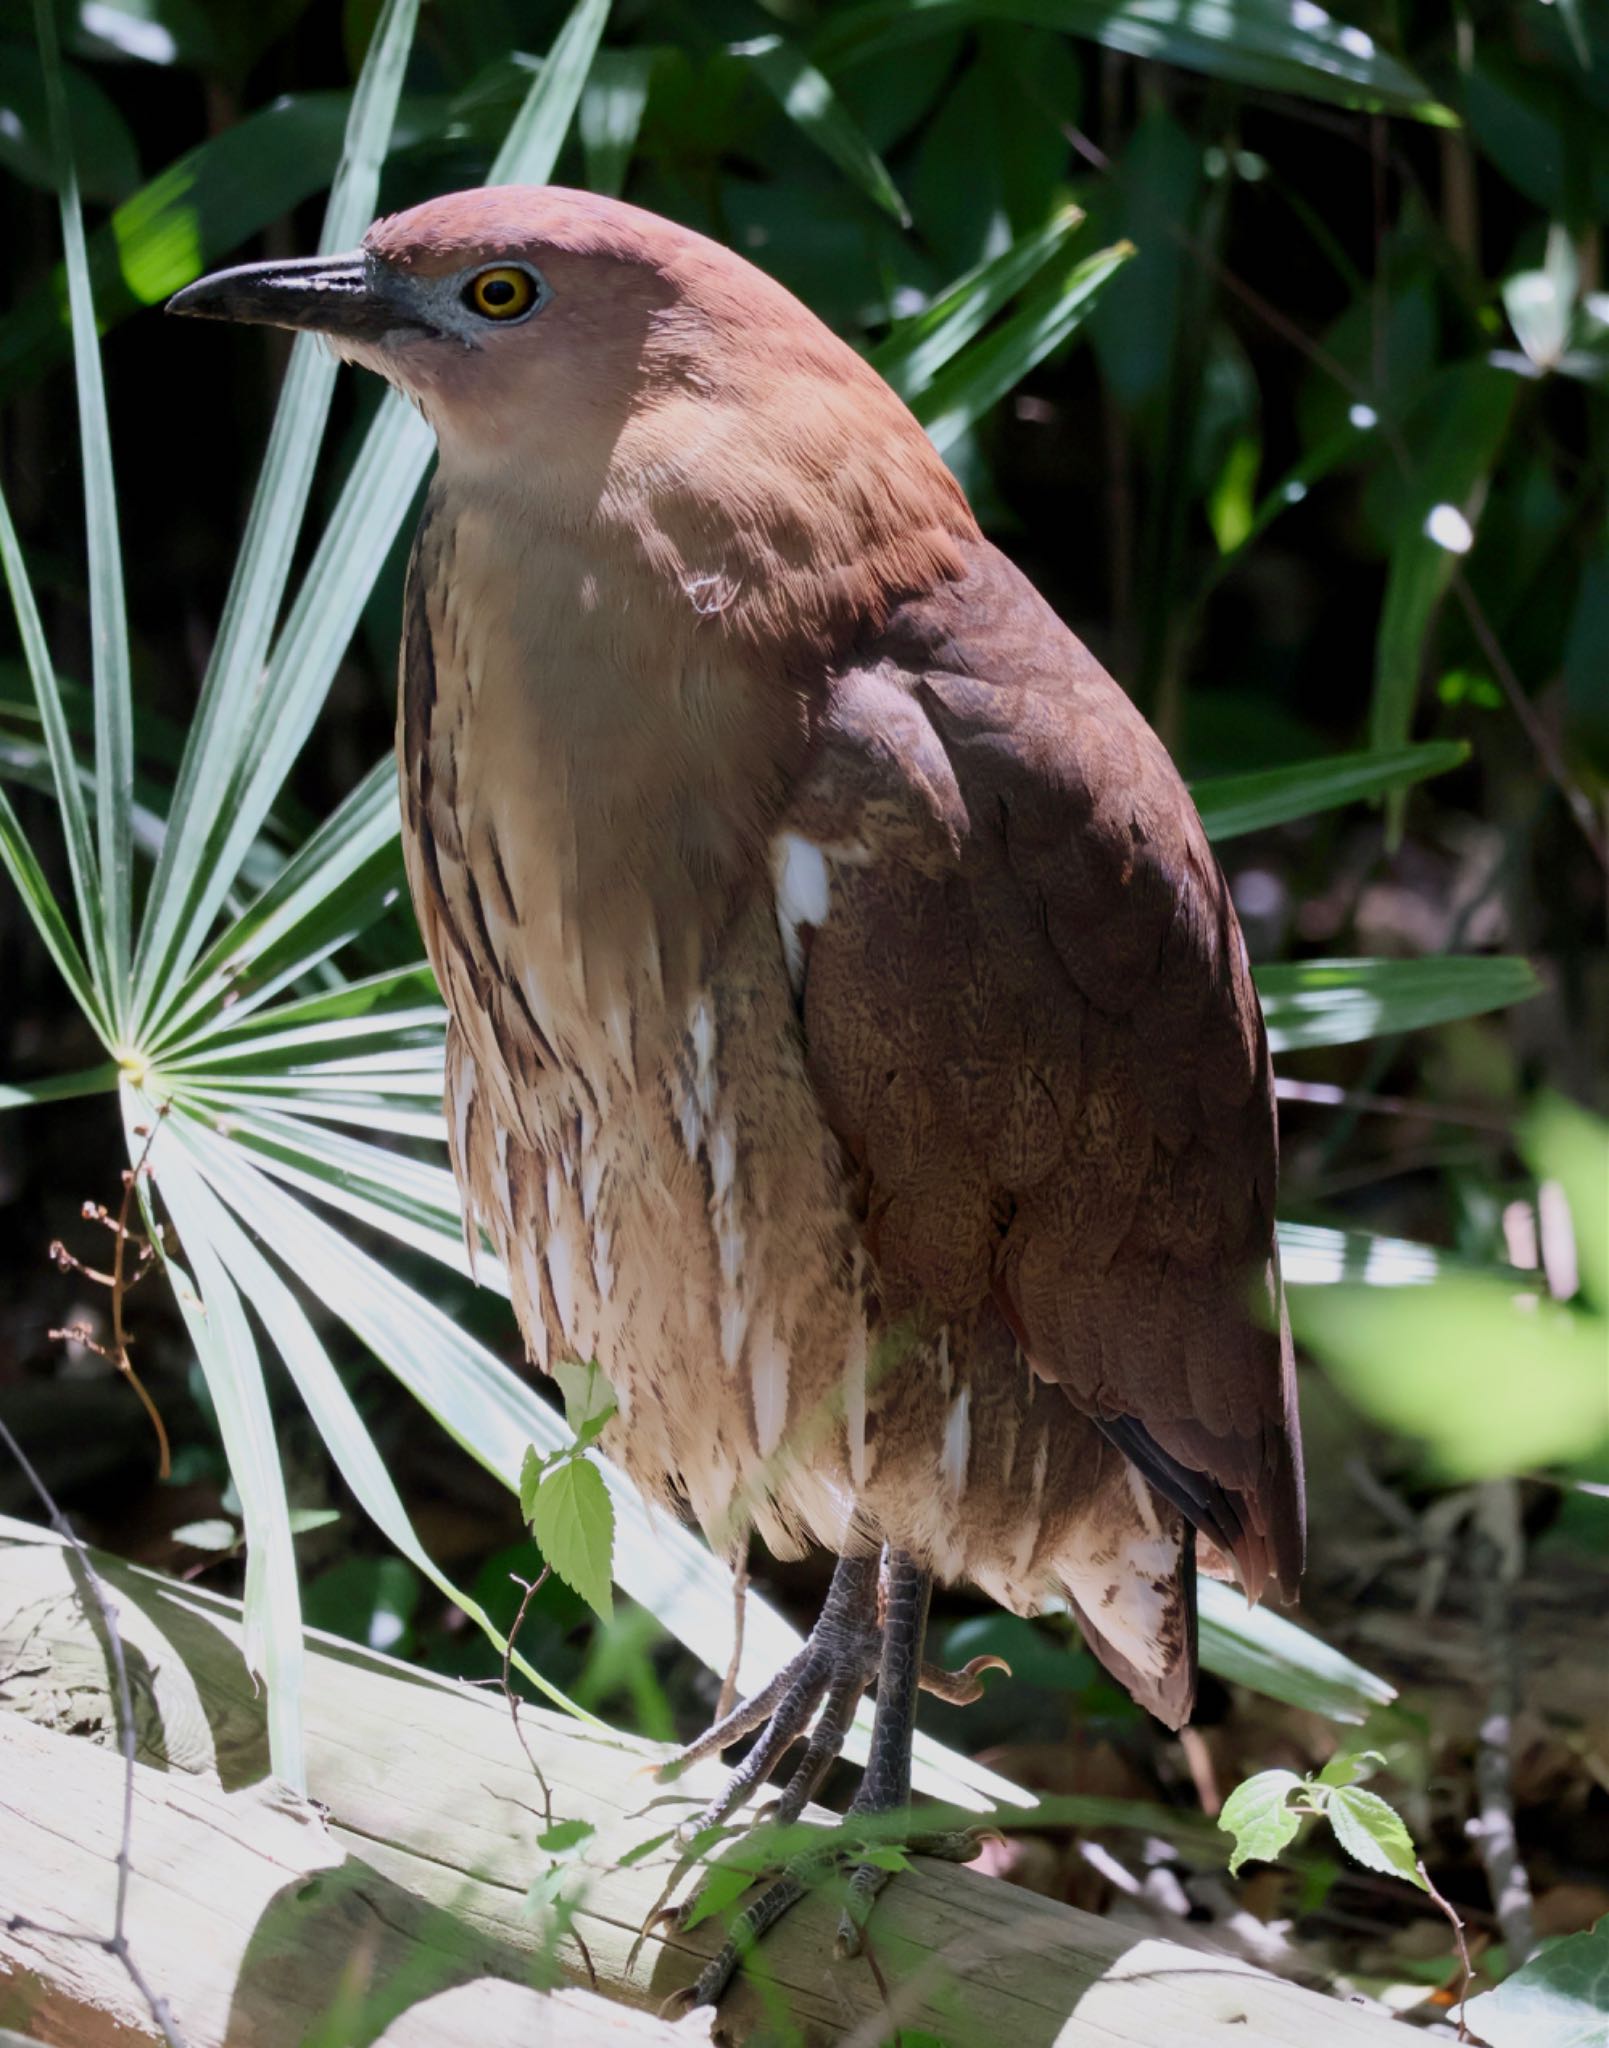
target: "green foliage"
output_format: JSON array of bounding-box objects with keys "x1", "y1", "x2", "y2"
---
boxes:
[
  {"x1": 1465, "y1": 1920, "x2": 1609, "y2": 2048},
  {"x1": 1220, "y1": 1752, "x2": 1425, "y2": 1890}
]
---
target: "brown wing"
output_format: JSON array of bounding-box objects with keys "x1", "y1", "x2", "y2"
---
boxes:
[{"x1": 794, "y1": 536, "x2": 1304, "y2": 1606}]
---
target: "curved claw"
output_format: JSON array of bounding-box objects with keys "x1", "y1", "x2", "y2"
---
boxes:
[{"x1": 918, "y1": 1652, "x2": 1012, "y2": 1705}]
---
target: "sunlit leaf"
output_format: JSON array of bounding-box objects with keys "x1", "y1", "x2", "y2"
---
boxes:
[
  {"x1": 733, "y1": 33, "x2": 909, "y2": 225},
  {"x1": 1465, "y1": 1921, "x2": 1609, "y2": 2048},
  {"x1": 1218, "y1": 1768, "x2": 1304, "y2": 1874},
  {"x1": 915, "y1": 238, "x2": 1134, "y2": 455},
  {"x1": 531, "y1": 1456, "x2": 615, "y2": 1622},
  {"x1": 1198, "y1": 1580, "x2": 1395, "y2": 1723},
  {"x1": 1255, "y1": 955, "x2": 1540, "y2": 1054},
  {"x1": 1322, "y1": 1784, "x2": 1425, "y2": 1888},
  {"x1": 1289, "y1": 1270, "x2": 1609, "y2": 1479},
  {"x1": 814, "y1": 0, "x2": 1449, "y2": 122}
]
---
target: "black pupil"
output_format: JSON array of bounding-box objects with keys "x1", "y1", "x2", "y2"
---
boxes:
[{"x1": 481, "y1": 276, "x2": 518, "y2": 308}]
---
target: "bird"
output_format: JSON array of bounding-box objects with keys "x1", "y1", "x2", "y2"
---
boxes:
[{"x1": 170, "y1": 185, "x2": 1305, "y2": 2001}]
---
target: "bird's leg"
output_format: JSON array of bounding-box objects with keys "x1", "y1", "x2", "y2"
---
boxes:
[
  {"x1": 832, "y1": 1551, "x2": 983, "y2": 1956},
  {"x1": 673, "y1": 1551, "x2": 984, "y2": 2009},
  {"x1": 655, "y1": 1547, "x2": 883, "y2": 1837}
]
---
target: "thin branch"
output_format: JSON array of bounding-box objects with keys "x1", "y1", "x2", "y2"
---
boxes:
[
  {"x1": 1417, "y1": 1859, "x2": 1474, "y2": 2044},
  {"x1": 0, "y1": 1412, "x2": 191, "y2": 2048},
  {"x1": 501, "y1": 1567, "x2": 555, "y2": 1832}
]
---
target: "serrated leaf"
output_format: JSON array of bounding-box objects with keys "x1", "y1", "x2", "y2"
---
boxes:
[
  {"x1": 1218, "y1": 1768, "x2": 1304, "y2": 1875},
  {"x1": 519, "y1": 1443, "x2": 549, "y2": 1525},
  {"x1": 859, "y1": 1844, "x2": 911, "y2": 1871},
  {"x1": 552, "y1": 1358, "x2": 617, "y2": 1439},
  {"x1": 1465, "y1": 1921, "x2": 1609, "y2": 2048},
  {"x1": 532, "y1": 1457, "x2": 614, "y2": 1622},
  {"x1": 1323, "y1": 1785, "x2": 1426, "y2": 1889}
]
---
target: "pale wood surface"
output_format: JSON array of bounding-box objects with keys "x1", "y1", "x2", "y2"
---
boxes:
[{"x1": 0, "y1": 1516, "x2": 1410, "y2": 2046}]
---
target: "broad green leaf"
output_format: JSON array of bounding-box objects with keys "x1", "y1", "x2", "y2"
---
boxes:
[
  {"x1": 519, "y1": 1443, "x2": 548, "y2": 1524},
  {"x1": 1289, "y1": 1271, "x2": 1609, "y2": 1479},
  {"x1": 1522, "y1": 1094, "x2": 1609, "y2": 1311},
  {"x1": 131, "y1": 0, "x2": 422, "y2": 1025},
  {"x1": 1322, "y1": 1785, "x2": 1425, "y2": 1888},
  {"x1": 733, "y1": 33, "x2": 909, "y2": 225},
  {"x1": 1198, "y1": 1580, "x2": 1395, "y2": 1724},
  {"x1": 537, "y1": 1818, "x2": 596, "y2": 1855},
  {"x1": 37, "y1": 0, "x2": 135, "y2": 1022},
  {"x1": 813, "y1": 1, "x2": 1449, "y2": 123},
  {"x1": 1371, "y1": 364, "x2": 1516, "y2": 841},
  {"x1": 578, "y1": 47, "x2": 656, "y2": 197},
  {"x1": 1218, "y1": 1768, "x2": 1304, "y2": 1874},
  {"x1": 531, "y1": 1457, "x2": 615, "y2": 1622},
  {"x1": 1192, "y1": 742, "x2": 1467, "y2": 842},
  {"x1": 915, "y1": 239, "x2": 1134, "y2": 455},
  {"x1": 1254, "y1": 955, "x2": 1540, "y2": 1054},
  {"x1": 1465, "y1": 1921, "x2": 1609, "y2": 2048},
  {"x1": 871, "y1": 206, "x2": 1083, "y2": 402}
]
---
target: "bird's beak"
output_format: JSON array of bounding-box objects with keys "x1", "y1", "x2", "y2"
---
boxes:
[{"x1": 166, "y1": 251, "x2": 420, "y2": 343}]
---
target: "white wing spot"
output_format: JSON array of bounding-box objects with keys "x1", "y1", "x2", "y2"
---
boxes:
[
  {"x1": 771, "y1": 833, "x2": 831, "y2": 989},
  {"x1": 942, "y1": 1386, "x2": 971, "y2": 1496}
]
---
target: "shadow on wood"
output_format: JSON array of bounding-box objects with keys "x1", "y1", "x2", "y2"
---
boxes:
[{"x1": 0, "y1": 1514, "x2": 1410, "y2": 2046}]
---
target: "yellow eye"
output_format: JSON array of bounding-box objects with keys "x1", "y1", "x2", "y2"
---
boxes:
[{"x1": 464, "y1": 266, "x2": 538, "y2": 320}]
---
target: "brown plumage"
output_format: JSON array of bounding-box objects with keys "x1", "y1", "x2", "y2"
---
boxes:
[{"x1": 172, "y1": 184, "x2": 1303, "y2": 1977}]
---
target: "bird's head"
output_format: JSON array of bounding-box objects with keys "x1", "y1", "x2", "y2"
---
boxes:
[{"x1": 169, "y1": 185, "x2": 973, "y2": 646}]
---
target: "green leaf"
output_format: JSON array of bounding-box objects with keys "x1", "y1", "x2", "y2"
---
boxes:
[
  {"x1": 814, "y1": 1, "x2": 1449, "y2": 123},
  {"x1": 914, "y1": 239, "x2": 1134, "y2": 456},
  {"x1": 37, "y1": 0, "x2": 135, "y2": 1025},
  {"x1": 519, "y1": 1443, "x2": 549, "y2": 1525},
  {"x1": 143, "y1": 1105, "x2": 307, "y2": 1787},
  {"x1": 0, "y1": 1061, "x2": 119, "y2": 1111},
  {"x1": 1198, "y1": 1580, "x2": 1396, "y2": 1724},
  {"x1": 871, "y1": 206, "x2": 1083, "y2": 403},
  {"x1": 1192, "y1": 742, "x2": 1468, "y2": 842},
  {"x1": 578, "y1": 48, "x2": 655, "y2": 198},
  {"x1": 1522, "y1": 1094, "x2": 1609, "y2": 1311},
  {"x1": 1316, "y1": 1749, "x2": 1386, "y2": 1790},
  {"x1": 1465, "y1": 1921, "x2": 1609, "y2": 2048},
  {"x1": 537, "y1": 1818, "x2": 596, "y2": 1855},
  {"x1": 0, "y1": 438, "x2": 107, "y2": 1010},
  {"x1": 0, "y1": 784, "x2": 112, "y2": 1041},
  {"x1": 532, "y1": 1458, "x2": 615, "y2": 1623},
  {"x1": 172, "y1": 1517, "x2": 239, "y2": 1552},
  {"x1": 1218, "y1": 1768, "x2": 1304, "y2": 1875},
  {"x1": 679, "y1": 1856, "x2": 759, "y2": 1932},
  {"x1": 1370, "y1": 364, "x2": 1516, "y2": 841},
  {"x1": 0, "y1": 40, "x2": 140, "y2": 201},
  {"x1": 733, "y1": 33, "x2": 909, "y2": 226},
  {"x1": 1289, "y1": 1272, "x2": 1609, "y2": 1479},
  {"x1": 859, "y1": 1844, "x2": 912, "y2": 1871},
  {"x1": 1322, "y1": 1785, "x2": 1425, "y2": 1889},
  {"x1": 1254, "y1": 955, "x2": 1541, "y2": 1054},
  {"x1": 552, "y1": 1359, "x2": 618, "y2": 1440}
]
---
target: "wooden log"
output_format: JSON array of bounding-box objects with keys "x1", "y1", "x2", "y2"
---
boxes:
[{"x1": 0, "y1": 1515, "x2": 1408, "y2": 2047}]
